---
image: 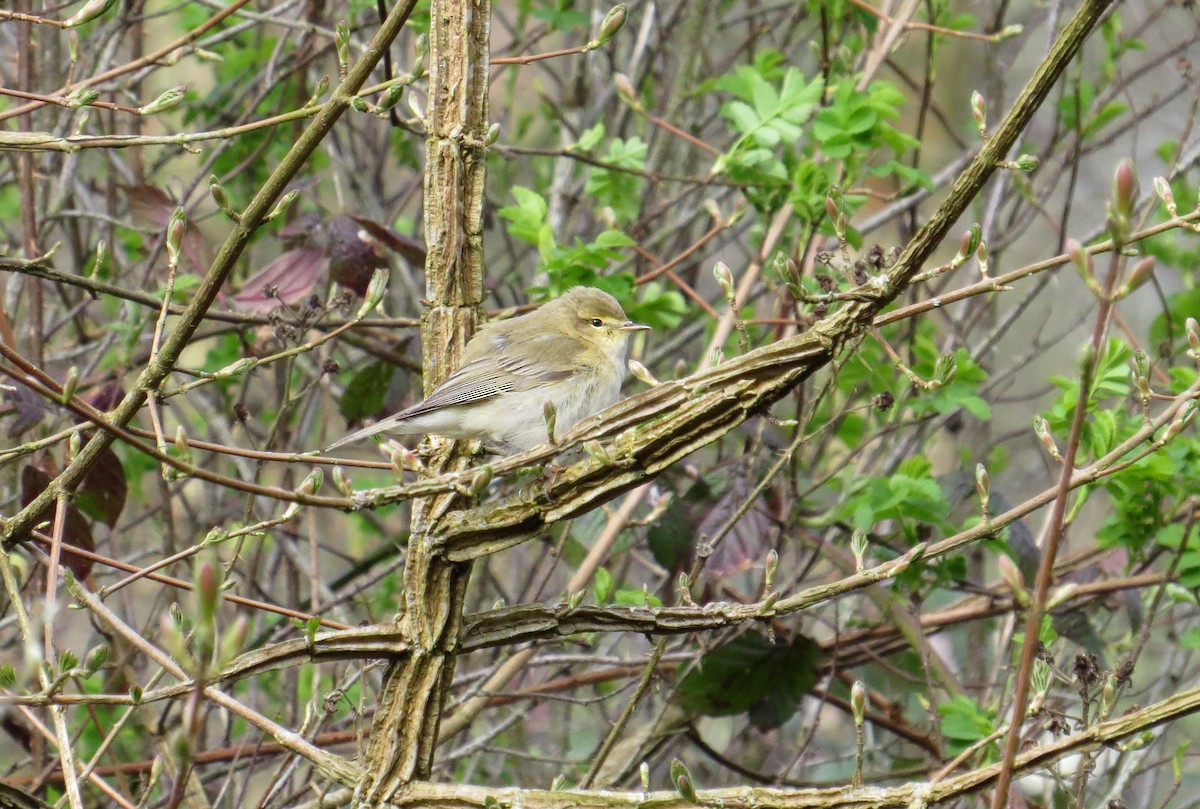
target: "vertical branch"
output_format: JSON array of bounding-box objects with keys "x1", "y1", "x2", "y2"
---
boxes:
[
  {"x1": 16, "y1": 0, "x2": 43, "y2": 367},
  {"x1": 360, "y1": 0, "x2": 490, "y2": 802}
]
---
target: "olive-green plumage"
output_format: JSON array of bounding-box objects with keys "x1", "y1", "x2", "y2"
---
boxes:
[{"x1": 326, "y1": 287, "x2": 649, "y2": 453}]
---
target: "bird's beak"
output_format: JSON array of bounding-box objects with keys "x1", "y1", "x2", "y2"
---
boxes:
[{"x1": 620, "y1": 321, "x2": 651, "y2": 332}]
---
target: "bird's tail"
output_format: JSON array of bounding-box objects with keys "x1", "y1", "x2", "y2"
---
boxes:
[{"x1": 324, "y1": 414, "x2": 414, "y2": 452}]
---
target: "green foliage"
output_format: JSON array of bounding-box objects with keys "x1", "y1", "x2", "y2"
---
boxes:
[
  {"x1": 825, "y1": 326, "x2": 991, "y2": 438},
  {"x1": 838, "y1": 455, "x2": 951, "y2": 537},
  {"x1": 812, "y1": 79, "x2": 917, "y2": 163},
  {"x1": 1096, "y1": 440, "x2": 1197, "y2": 553},
  {"x1": 1034, "y1": 337, "x2": 1200, "y2": 558},
  {"x1": 710, "y1": 55, "x2": 823, "y2": 207},
  {"x1": 593, "y1": 566, "x2": 614, "y2": 603},
  {"x1": 498, "y1": 187, "x2": 687, "y2": 329},
  {"x1": 523, "y1": 0, "x2": 588, "y2": 31},
  {"x1": 707, "y1": 52, "x2": 928, "y2": 222},
  {"x1": 676, "y1": 630, "x2": 820, "y2": 731},
  {"x1": 340, "y1": 361, "x2": 402, "y2": 424},
  {"x1": 185, "y1": 31, "x2": 328, "y2": 189},
  {"x1": 583, "y1": 132, "x2": 648, "y2": 225},
  {"x1": 1044, "y1": 339, "x2": 1132, "y2": 436},
  {"x1": 1057, "y1": 79, "x2": 1127, "y2": 140},
  {"x1": 938, "y1": 695, "x2": 997, "y2": 758},
  {"x1": 1057, "y1": 14, "x2": 1142, "y2": 139}
]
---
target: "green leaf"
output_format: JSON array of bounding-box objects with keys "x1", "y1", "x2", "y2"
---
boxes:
[
  {"x1": 574, "y1": 122, "x2": 605, "y2": 151},
  {"x1": 497, "y1": 186, "x2": 555, "y2": 254},
  {"x1": 594, "y1": 567, "x2": 614, "y2": 604},
  {"x1": 676, "y1": 631, "x2": 820, "y2": 730},
  {"x1": 614, "y1": 588, "x2": 661, "y2": 607},
  {"x1": 340, "y1": 361, "x2": 399, "y2": 424},
  {"x1": 938, "y1": 695, "x2": 996, "y2": 755}
]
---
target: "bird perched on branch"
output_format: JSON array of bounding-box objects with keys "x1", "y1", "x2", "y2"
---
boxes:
[{"x1": 326, "y1": 286, "x2": 649, "y2": 454}]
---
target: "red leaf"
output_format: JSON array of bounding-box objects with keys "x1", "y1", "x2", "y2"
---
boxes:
[
  {"x1": 20, "y1": 465, "x2": 96, "y2": 580},
  {"x1": 82, "y1": 381, "x2": 125, "y2": 414},
  {"x1": 232, "y1": 247, "x2": 328, "y2": 313},
  {"x1": 3, "y1": 383, "x2": 51, "y2": 437},
  {"x1": 119, "y1": 184, "x2": 211, "y2": 273},
  {"x1": 75, "y1": 448, "x2": 127, "y2": 528}
]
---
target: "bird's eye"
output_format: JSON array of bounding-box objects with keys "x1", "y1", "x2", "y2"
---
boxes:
[{"x1": 590, "y1": 318, "x2": 603, "y2": 327}]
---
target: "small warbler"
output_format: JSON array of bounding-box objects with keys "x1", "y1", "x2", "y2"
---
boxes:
[{"x1": 326, "y1": 286, "x2": 650, "y2": 454}]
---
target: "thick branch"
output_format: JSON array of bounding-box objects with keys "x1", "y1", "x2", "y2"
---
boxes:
[{"x1": 375, "y1": 680, "x2": 1200, "y2": 809}]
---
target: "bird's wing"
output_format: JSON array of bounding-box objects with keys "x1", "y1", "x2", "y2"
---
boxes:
[
  {"x1": 395, "y1": 352, "x2": 572, "y2": 419},
  {"x1": 324, "y1": 331, "x2": 577, "y2": 452}
]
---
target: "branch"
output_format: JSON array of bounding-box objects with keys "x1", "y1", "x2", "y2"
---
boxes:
[
  {"x1": 350, "y1": 0, "x2": 1119, "y2": 561},
  {"x1": 0, "y1": 0, "x2": 423, "y2": 547},
  {"x1": 329, "y1": 678, "x2": 1200, "y2": 809}
]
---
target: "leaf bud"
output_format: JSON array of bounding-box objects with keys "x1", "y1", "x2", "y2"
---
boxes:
[
  {"x1": 934, "y1": 352, "x2": 958, "y2": 385},
  {"x1": 613, "y1": 73, "x2": 642, "y2": 110},
  {"x1": 975, "y1": 462, "x2": 990, "y2": 513},
  {"x1": 851, "y1": 528, "x2": 868, "y2": 572},
  {"x1": 335, "y1": 20, "x2": 350, "y2": 71},
  {"x1": 851, "y1": 681, "x2": 867, "y2": 725},
  {"x1": 627, "y1": 359, "x2": 659, "y2": 387},
  {"x1": 582, "y1": 440, "x2": 613, "y2": 465},
  {"x1": 1013, "y1": 154, "x2": 1039, "y2": 173},
  {"x1": 1121, "y1": 256, "x2": 1155, "y2": 296},
  {"x1": 1113, "y1": 159, "x2": 1138, "y2": 219},
  {"x1": 166, "y1": 207, "x2": 187, "y2": 267},
  {"x1": 332, "y1": 466, "x2": 354, "y2": 496},
  {"x1": 83, "y1": 645, "x2": 109, "y2": 675},
  {"x1": 971, "y1": 90, "x2": 987, "y2": 136},
  {"x1": 64, "y1": 0, "x2": 118, "y2": 27},
  {"x1": 355, "y1": 268, "x2": 390, "y2": 318},
  {"x1": 296, "y1": 467, "x2": 324, "y2": 496},
  {"x1": 468, "y1": 466, "x2": 494, "y2": 497},
  {"x1": 1154, "y1": 176, "x2": 1177, "y2": 216},
  {"x1": 174, "y1": 425, "x2": 192, "y2": 464},
  {"x1": 60, "y1": 366, "x2": 79, "y2": 405},
  {"x1": 998, "y1": 554, "x2": 1029, "y2": 607},
  {"x1": 713, "y1": 261, "x2": 736, "y2": 300},
  {"x1": 543, "y1": 400, "x2": 558, "y2": 443},
  {"x1": 670, "y1": 759, "x2": 698, "y2": 803},
  {"x1": 975, "y1": 239, "x2": 989, "y2": 276},
  {"x1": 593, "y1": 5, "x2": 627, "y2": 46},
  {"x1": 66, "y1": 88, "x2": 99, "y2": 108},
  {"x1": 219, "y1": 614, "x2": 249, "y2": 664},
  {"x1": 137, "y1": 86, "x2": 187, "y2": 116},
  {"x1": 266, "y1": 189, "x2": 299, "y2": 222}
]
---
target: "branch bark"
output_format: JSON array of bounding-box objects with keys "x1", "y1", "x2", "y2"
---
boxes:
[{"x1": 357, "y1": 0, "x2": 491, "y2": 803}]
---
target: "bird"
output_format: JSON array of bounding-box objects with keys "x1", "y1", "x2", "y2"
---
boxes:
[{"x1": 326, "y1": 286, "x2": 650, "y2": 454}]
